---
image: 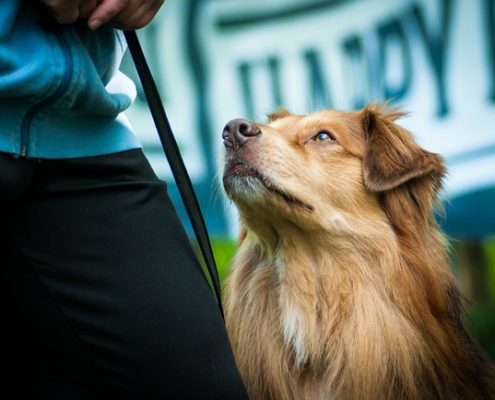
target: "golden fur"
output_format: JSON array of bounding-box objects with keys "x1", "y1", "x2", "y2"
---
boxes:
[{"x1": 222, "y1": 104, "x2": 495, "y2": 400}]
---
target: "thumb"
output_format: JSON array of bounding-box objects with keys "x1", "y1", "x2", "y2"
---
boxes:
[{"x1": 88, "y1": 0, "x2": 127, "y2": 30}]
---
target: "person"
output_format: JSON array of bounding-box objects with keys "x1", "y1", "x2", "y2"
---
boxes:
[{"x1": 0, "y1": 1, "x2": 248, "y2": 398}]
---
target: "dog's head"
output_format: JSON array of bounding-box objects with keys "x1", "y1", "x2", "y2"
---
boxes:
[{"x1": 222, "y1": 104, "x2": 445, "y2": 242}]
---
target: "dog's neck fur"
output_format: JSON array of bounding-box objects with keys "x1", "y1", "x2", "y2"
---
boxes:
[{"x1": 225, "y1": 209, "x2": 493, "y2": 400}]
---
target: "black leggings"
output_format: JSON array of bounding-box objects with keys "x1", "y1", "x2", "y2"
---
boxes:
[{"x1": 0, "y1": 149, "x2": 247, "y2": 399}]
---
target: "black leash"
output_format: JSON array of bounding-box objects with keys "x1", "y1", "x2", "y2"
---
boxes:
[{"x1": 124, "y1": 30, "x2": 224, "y2": 319}]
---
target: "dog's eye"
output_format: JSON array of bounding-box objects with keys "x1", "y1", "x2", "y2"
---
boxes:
[{"x1": 313, "y1": 131, "x2": 336, "y2": 142}]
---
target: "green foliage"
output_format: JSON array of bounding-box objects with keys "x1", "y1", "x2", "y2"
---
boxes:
[
  {"x1": 464, "y1": 237, "x2": 495, "y2": 359},
  {"x1": 211, "y1": 236, "x2": 238, "y2": 283},
  {"x1": 484, "y1": 236, "x2": 495, "y2": 301},
  {"x1": 465, "y1": 303, "x2": 495, "y2": 358}
]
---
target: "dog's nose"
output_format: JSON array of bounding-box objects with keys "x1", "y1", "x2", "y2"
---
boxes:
[{"x1": 222, "y1": 118, "x2": 261, "y2": 149}]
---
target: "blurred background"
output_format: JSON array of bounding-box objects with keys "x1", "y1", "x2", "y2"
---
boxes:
[{"x1": 121, "y1": 0, "x2": 495, "y2": 358}]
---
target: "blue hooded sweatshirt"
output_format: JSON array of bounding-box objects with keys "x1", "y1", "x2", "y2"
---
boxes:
[{"x1": 0, "y1": 0, "x2": 141, "y2": 158}]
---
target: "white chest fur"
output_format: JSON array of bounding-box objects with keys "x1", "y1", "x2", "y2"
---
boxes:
[{"x1": 281, "y1": 303, "x2": 308, "y2": 366}]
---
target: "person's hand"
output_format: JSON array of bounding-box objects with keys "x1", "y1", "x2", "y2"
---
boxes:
[
  {"x1": 89, "y1": 0, "x2": 164, "y2": 31},
  {"x1": 40, "y1": 0, "x2": 164, "y2": 30}
]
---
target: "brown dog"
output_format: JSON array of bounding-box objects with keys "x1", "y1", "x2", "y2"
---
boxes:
[{"x1": 221, "y1": 104, "x2": 495, "y2": 400}]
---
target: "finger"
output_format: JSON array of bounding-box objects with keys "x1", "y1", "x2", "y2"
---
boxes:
[
  {"x1": 42, "y1": 0, "x2": 80, "y2": 24},
  {"x1": 107, "y1": 5, "x2": 145, "y2": 30},
  {"x1": 79, "y1": 0, "x2": 98, "y2": 19},
  {"x1": 109, "y1": 0, "x2": 163, "y2": 30},
  {"x1": 109, "y1": 10, "x2": 151, "y2": 31},
  {"x1": 88, "y1": 0, "x2": 128, "y2": 30}
]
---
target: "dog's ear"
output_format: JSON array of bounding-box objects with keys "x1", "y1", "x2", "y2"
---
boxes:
[
  {"x1": 361, "y1": 104, "x2": 445, "y2": 193},
  {"x1": 267, "y1": 108, "x2": 291, "y2": 123}
]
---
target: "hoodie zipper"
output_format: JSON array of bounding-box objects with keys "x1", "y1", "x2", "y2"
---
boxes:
[{"x1": 19, "y1": 29, "x2": 73, "y2": 157}]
